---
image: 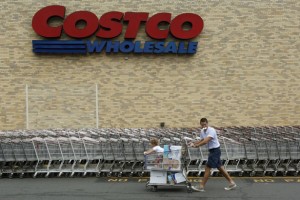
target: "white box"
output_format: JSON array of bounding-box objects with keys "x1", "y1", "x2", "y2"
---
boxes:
[
  {"x1": 174, "y1": 173, "x2": 186, "y2": 183},
  {"x1": 150, "y1": 171, "x2": 167, "y2": 184}
]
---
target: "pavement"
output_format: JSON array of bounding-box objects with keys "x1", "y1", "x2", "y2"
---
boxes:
[{"x1": 0, "y1": 176, "x2": 299, "y2": 200}]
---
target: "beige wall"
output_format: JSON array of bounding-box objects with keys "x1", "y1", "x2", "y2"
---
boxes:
[{"x1": 0, "y1": 0, "x2": 299, "y2": 130}]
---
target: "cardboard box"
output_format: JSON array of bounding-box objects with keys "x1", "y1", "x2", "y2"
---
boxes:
[
  {"x1": 162, "y1": 146, "x2": 182, "y2": 170},
  {"x1": 149, "y1": 171, "x2": 167, "y2": 184}
]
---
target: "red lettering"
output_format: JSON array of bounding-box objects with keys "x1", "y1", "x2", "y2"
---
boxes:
[
  {"x1": 32, "y1": 6, "x2": 204, "y2": 39},
  {"x1": 146, "y1": 13, "x2": 171, "y2": 39},
  {"x1": 63, "y1": 11, "x2": 99, "y2": 38},
  {"x1": 97, "y1": 11, "x2": 123, "y2": 38},
  {"x1": 32, "y1": 5, "x2": 65, "y2": 38},
  {"x1": 170, "y1": 13, "x2": 204, "y2": 39},
  {"x1": 123, "y1": 12, "x2": 149, "y2": 39}
]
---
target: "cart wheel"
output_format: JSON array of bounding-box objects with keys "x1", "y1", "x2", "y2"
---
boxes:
[
  {"x1": 249, "y1": 171, "x2": 255, "y2": 177},
  {"x1": 187, "y1": 186, "x2": 192, "y2": 193},
  {"x1": 138, "y1": 172, "x2": 144, "y2": 177},
  {"x1": 69, "y1": 173, "x2": 74, "y2": 178},
  {"x1": 283, "y1": 171, "x2": 287, "y2": 176},
  {"x1": 293, "y1": 171, "x2": 298, "y2": 176},
  {"x1": 152, "y1": 186, "x2": 157, "y2": 192},
  {"x1": 19, "y1": 173, "x2": 24, "y2": 179}
]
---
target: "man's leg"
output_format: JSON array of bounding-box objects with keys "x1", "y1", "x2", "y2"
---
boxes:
[
  {"x1": 192, "y1": 165, "x2": 211, "y2": 191},
  {"x1": 217, "y1": 166, "x2": 234, "y2": 184},
  {"x1": 218, "y1": 166, "x2": 237, "y2": 190},
  {"x1": 200, "y1": 165, "x2": 211, "y2": 188}
]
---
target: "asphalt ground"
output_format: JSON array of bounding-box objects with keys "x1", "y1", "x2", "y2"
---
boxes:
[{"x1": 0, "y1": 176, "x2": 299, "y2": 200}]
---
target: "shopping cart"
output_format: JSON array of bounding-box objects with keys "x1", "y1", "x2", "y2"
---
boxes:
[{"x1": 145, "y1": 145, "x2": 192, "y2": 192}]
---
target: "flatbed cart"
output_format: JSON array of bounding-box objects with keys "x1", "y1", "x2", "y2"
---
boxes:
[{"x1": 145, "y1": 145, "x2": 192, "y2": 192}]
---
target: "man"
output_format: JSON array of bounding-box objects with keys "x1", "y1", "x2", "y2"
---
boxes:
[{"x1": 189, "y1": 118, "x2": 237, "y2": 192}]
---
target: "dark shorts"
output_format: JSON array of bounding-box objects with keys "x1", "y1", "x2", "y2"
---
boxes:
[{"x1": 206, "y1": 147, "x2": 222, "y2": 168}]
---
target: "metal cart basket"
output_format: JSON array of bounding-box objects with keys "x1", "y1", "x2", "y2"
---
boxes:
[{"x1": 145, "y1": 145, "x2": 192, "y2": 192}]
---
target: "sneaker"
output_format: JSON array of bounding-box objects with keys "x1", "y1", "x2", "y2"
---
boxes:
[
  {"x1": 191, "y1": 186, "x2": 205, "y2": 192},
  {"x1": 224, "y1": 183, "x2": 237, "y2": 191}
]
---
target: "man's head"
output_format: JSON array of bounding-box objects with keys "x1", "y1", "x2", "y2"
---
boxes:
[{"x1": 200, "y1": 118, "x2": 208, "y2": 129}]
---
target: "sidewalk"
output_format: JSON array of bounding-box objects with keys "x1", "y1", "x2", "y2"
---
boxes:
[{"x1": 0, "y1": 177, "x2": 299, "y2": 200}]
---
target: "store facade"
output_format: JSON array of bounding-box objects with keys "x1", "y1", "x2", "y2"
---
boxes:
[{"x1": 0, "y1": 0, "x2": 299, "y2": 130}]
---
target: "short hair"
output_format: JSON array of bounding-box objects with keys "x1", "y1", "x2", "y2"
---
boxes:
[
  {"x1": 200, "y1": 118, "x2": 208, "y2": 123},
  {"x1": 150, "y1": 138, "x2": 159, "y2": 146}
]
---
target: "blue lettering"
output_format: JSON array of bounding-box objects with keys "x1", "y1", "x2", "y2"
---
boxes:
[
  {"x1": 144, "y1": 41, "x2": 154, "y2": 53},
  {"x1": 154, "y1": 42, "x2": 165, "y2": 54},
  {"x1": 87, "y1": 40, "x2": 106, "y2": 53},
  {"x1": 164, "y1": 42, "x2": 177, "y2": 53},
  {"x1": 134, "y1": 41, "x2": 143, "y2": 53},
  {"x1": 177, "y1": 42, "x2": 188, "y2": 54},
  {"x1": 85, "y1": 40, "x2": 198, "y2": 54},
  {"x1": 106, "y1": 41, "x2": 120, "y2": 53},
  {"x1": 187, "y1": 42, "x2": 198, "y2": 54},
  {"x1": 120, "y1": 41, "x2": 134, "y2": 53}
]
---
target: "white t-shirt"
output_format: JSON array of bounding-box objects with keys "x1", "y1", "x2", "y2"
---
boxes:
[
  {"x1": 153, "y1": 145, "x2": 164, "y2": 153},
  {"x1": 199, "y1": 127, "x2": 220, "y2": 149}
]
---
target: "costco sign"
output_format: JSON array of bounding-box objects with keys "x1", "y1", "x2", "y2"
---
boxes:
[{"x1": 32, "y1": 5, "x2": 204, "y2": 54}]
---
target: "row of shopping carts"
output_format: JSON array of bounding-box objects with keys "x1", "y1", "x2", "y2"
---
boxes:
[
  {"x1": 0, "y1": 128, "x2": 187, "y2": 178},
  {"x1": 0, "y1": 126, "x2": 299, "y2": 178}
]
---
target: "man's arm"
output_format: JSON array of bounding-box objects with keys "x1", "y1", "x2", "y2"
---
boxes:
[{"x1": 190, "y1": 137, "x2": 212, "y2": 147}]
